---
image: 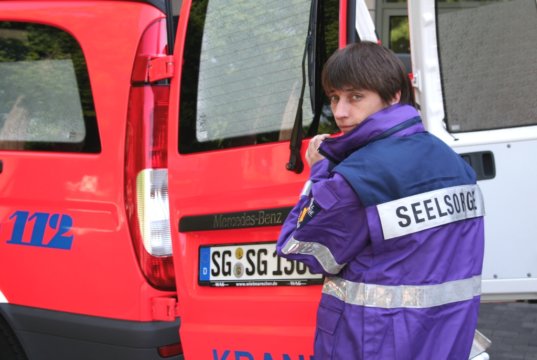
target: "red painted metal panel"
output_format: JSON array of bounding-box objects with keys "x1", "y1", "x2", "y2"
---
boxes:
[{"x1": 0, "y1": 1, "x2": 173, "y2": 321}]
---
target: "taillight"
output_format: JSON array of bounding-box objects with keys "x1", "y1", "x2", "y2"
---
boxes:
[
  {"x1": 125, "y1": 18, "x2": 175, "y2": 290},
  {"x1": 158, "y1": 343, "x2": 183, "y2": 358}
]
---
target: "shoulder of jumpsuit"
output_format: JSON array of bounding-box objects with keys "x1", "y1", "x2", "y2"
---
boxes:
[
  {"x1": 318, "y1": 104, "x2": 423, "y2": 164},
  {"x1": 310, "y1": 172, "x2": 361, "y2": 211},
  {"x1": 333, "y1": 129, "x2": 479, "y2": 208}
]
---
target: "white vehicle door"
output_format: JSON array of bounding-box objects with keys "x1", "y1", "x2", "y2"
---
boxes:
[{"x1": 408, "y1": 0, "x2": 537, "y2": 300}]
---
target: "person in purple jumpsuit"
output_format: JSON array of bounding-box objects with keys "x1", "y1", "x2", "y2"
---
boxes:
[{"x1": 277, "y1": 42, "x2": 485, "y2": 359}]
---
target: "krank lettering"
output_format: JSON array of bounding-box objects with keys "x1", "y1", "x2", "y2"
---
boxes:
[
  {"x1": 212, "y1": 349, "x2": 313, "y2": 360},
  {"x1": 3, "y1": 210, "x2": 74, "y2": 250}
]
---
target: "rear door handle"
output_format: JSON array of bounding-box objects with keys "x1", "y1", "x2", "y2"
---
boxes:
[{"x1": 460, "y1": 151, "x2": 495, "y2": 181}]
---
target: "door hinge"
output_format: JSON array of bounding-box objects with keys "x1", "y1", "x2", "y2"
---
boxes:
[
  {"x1": 148, "y1": 55, "x2": 174, "y2": 82},
  {"x1": 132, "y1": 55, "x2": 174, "y2": 83},
  {"x1": 411, "y1": 70, "x2": 421, "y2": 91},
  {"x1": 152, "y1": 296, "x2": 179, "y2": 322}
]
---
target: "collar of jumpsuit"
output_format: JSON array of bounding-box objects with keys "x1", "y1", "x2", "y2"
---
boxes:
[{"x1": 318, "y1": 103, "x2": 425, "y2": 164}]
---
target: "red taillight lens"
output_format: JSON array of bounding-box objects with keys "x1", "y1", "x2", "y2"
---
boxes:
[
  {"x1": 125, "y1": 18, "x2": 175, "y2": 290},
  {"x1": 158, "y1": 343, "x2": 183, "y2": 358}
]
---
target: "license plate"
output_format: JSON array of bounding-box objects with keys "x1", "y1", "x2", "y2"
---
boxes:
[{"x1": 198, "y1": 242, "x2": 323, "y2": 287}]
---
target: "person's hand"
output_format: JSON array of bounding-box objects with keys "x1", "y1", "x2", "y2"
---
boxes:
[{"x1": 306, "y1": 134, "x2": 330, "y2": 167}]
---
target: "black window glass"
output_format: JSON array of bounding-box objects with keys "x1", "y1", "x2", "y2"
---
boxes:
[
  {"x1": 0, "y1": 22, "x2": 100, "y2": 152},
  {"x1": 436, "y1": 0, "x2": 537, "y2": 132},
  {"x1": 179, "y1": 0, "x2": 339, "y2": 154}
]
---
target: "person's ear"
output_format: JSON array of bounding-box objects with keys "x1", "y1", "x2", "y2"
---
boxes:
[{"x1": 390, "y1": 91, "x2": 401, "y2": 105}]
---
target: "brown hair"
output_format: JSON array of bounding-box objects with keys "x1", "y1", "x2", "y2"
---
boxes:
[{"x1": 321, "y1": 42, "x2": 415, "y2": 106}]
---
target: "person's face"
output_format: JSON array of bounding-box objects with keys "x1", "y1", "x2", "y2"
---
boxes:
[{"x1": 328, "y1": 87, "x2": 389, "y2": 134}]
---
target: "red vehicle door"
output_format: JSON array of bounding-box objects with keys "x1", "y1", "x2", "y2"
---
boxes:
[
  {"x1": 168, "y1": 0, "x2": 345, "y2": 358},
  {"x1": 0, "y1": 2, "x2": 168, "y2": 319}
]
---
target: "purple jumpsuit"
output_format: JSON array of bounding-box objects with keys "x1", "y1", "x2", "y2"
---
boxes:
[{"x1": 277, "y1": 104, "x2": 485, "y2": 359}]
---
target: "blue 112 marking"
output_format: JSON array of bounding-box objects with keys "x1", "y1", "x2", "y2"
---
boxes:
[{"x1": 7, "y1": 211, "x2": 74, "y2": 250}]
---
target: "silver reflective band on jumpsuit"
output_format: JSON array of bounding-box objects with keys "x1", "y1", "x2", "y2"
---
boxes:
[
  {"x1": 322, "y1": 275, "x2": 481, "y2": 309},
  {"x1": 281, "y1": 237, "x2": 346, "y2": 275}
]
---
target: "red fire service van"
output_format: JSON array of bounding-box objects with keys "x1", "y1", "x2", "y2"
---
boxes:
[{"x1": 1, "y1": 0, "x2": 536, "y2": 359}]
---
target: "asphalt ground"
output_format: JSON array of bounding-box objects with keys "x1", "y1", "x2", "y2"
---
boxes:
[{"x1": 477, "y1": 301, "x2": 537, "y2": 359}]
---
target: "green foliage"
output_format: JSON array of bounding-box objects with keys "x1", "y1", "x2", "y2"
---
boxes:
[{"x1": 389, "y1": 16, "x2": 410, "y2": 53}]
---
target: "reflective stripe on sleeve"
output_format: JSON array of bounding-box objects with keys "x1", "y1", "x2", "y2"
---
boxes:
[
  {"x1": 323, "y1": 275, "x2": 481, "y2": 309},
  {"x1": 300, "y1": 180, "x2": 313, "y2": 197},
  {"x1": 281, "y1": 237, "x2": 345, "y2": 275}
]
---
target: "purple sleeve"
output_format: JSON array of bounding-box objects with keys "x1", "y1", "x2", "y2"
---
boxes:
[
  {"x1": 310, "y1": 159, "x2": 330, "y2": 181},
  {"x1": 276, "y1": 171, "x2": 369, "y2": 275},
  {"x1": 275, "y1": 160, "x2": 330, "y2": 257}
]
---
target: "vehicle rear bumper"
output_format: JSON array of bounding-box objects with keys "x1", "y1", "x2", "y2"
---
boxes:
[{"x1": 0, "y1": 304, "x2": 182, "y2": 360}]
